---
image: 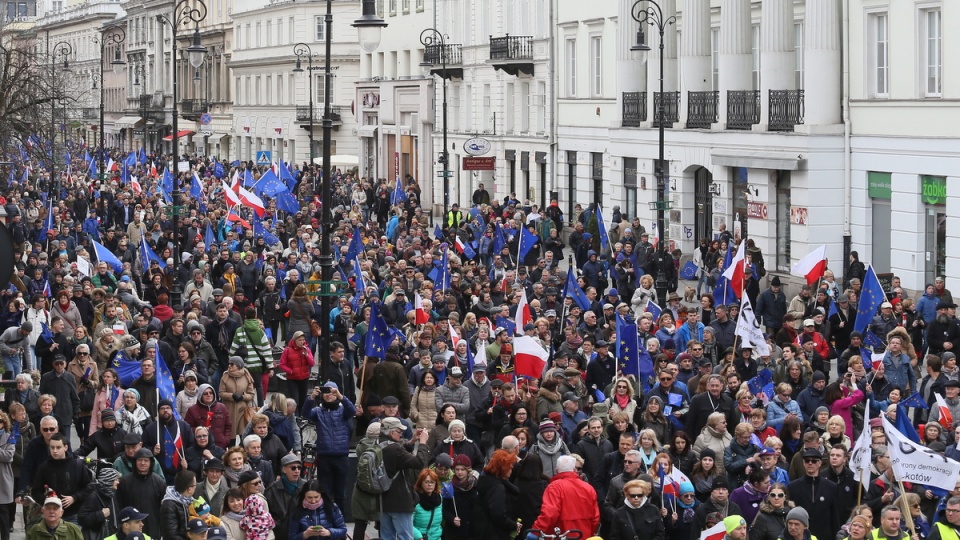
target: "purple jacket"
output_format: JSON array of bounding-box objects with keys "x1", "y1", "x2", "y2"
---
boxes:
[{"x1": 729, "y1": 482, "x2": 767, "y2": 527}]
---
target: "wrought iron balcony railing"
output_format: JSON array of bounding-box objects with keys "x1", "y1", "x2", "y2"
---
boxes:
[
  {"x1": 652, "y1": 91, "x2": 680, "y2": 128},
  {"x1": 489, "y1": 35, "x2": 533, "y2": 61},
  {"x1": 622, "y1": 91, "x2": 647, "y2": 127},
  {"x1": 686, "y1": 91, "x2": 718, "y2": 129},
  {"x1": 769, "y1": 90, "x2": 804, "y2": 132},
  {"x1": 727, "y1": 90, "x2": 760, "y2": 130}
]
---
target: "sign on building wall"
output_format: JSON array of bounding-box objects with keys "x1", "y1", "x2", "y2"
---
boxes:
[
  {"x1": 921, "y1": 175, "x2": 947, "y2": 205},
  {"x1": 868, "y1": 172, "x2": 892, "y2": 199},
  {"x1": 790, "y1": 207, "x2": 808, "y2": 225},
  {"x1": 463, "y1": 157, "x2": 496, "y2": 170},
  {"x1": 747, "y1": 202, "x2": 768, "y2": 220}
]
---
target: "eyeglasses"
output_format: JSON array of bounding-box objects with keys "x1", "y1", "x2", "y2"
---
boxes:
[
  {"x1": 624, "y1": 460, "x2": 638, "y2": 465},
  {"x1": 660, "y1": 377, "x2": 673, "y2": 382},
  {"x1": 196, "y1": 434, "x2": 208, "y2": 438},
  {"x1": 691, "y1": 348, "x2": 703, "y2": 351},
  {"x1": 42, "y1": 427, "x2": 57, "y2": 432},
  {"x1": 911, "y1": 504, "x2": 921, "y2": 509},
  {"x1": 945, "y1": 509, "x2": 960, "y2": 514},
  {"x1": 627, "y1": 493, "x2": 644, "y2": 499},
  {"x1": 803, "y1": 459, "x2": 820, "y2": 464},
  {"x1": 77, "y1": 352, "x2": 89, "y2": 356},
  {"x1": 288, "y1": 466, "x2": 302, "y2": 471},
  {"x1": 249, "y1": 480, "x2": 262, "y2": 486},
  {"x1": 769, "y1": 493, "x2": 785, "y2": 499},
  {"x1": 616, "y1": 385, "x2": 627, "y2": 389}
]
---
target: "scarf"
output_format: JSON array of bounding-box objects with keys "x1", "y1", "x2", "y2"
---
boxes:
[
  {"x1": 420, "y1": 382, "x2": 438, "y2": 392},
  {"x1": 161, "y1": 486, "x2": 195, "y2": 506},
  {"x1": 615, "y1": 393, "x2": 631, "y2": 410},
  {"x1": 419, "y1": 491, "x2": 442, "y2": 510},
  {"x1": 281, "y1": 477, "x2": 299, "y2": 495},
  {"x1": 224, "y1": 463, "x2": 252, "y2": 486},
  {"x1": 452, "y1": 473, "x2": 477, "y2": 492},
  {"x1": 225, "y1": 511, "x2": 245, "y2": 521}
]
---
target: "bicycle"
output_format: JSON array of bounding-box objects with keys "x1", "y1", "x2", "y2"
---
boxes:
[
  {"x1": 298, "y1": 416, "x2": 318, "y2": 481},
  {"x1": 528, "y1": 529, "x2": 584, "y2": 540}
]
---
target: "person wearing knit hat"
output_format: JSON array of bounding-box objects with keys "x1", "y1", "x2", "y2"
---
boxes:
[
  {"x1": 846, "y1": 515, "x2": 872, "y2": 540},
  {"x1": 436, "y1": 419, "x2": 483, "y2": 470},
  {"x1": 723, "y1": 515, "x2": 747, "y2": 540},
  {"x1": 452, "y1": 454, "x2": 472, "y2": 469}
]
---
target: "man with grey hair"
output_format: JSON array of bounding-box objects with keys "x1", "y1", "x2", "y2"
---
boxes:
[
  {"x1": 0, "y1": 321, "x2": 32, "y2": 380},
  {"x1": 930, "y1": 496, "x2": 960, "y2": 540},
  {"x1": 20, "y1": 416, "x2": 64, "y2": 489},
  {"x1": 378, "y1": 417, "x2": 431, "y2": 540},
  {"x1": 532, "y1": 454, "x2": 601, "y2": 535},
  {"x1": 242, "y1": 433, "x2": 275, "y2": 488},
  {"x1": 686, "y1": 374, "x2": 737, "y2": 437},
  {"x1": 602, "y1": 449, "x2": 644, "y2": 521},
  {"x1": 500, "y1": 435, "x2": 520, "y2": 457}
]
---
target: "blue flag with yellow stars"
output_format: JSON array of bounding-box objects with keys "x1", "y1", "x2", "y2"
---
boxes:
[
  {"x1": 853, "y1": 264, "x2": 885, "y2": 335},
  {"x1": 616, "y1": 313, "x2": 640, "y2": 379},
  {"x1": 364, "y1": 302, "x2": 393, "y2": 359},
  {"x1": 111, "y1": 349, "x2": 181, "y2": 419}
]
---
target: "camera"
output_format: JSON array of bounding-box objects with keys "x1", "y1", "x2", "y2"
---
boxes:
[{"x1": 318, "y1": 386, "x2": 332, "y2": 394}]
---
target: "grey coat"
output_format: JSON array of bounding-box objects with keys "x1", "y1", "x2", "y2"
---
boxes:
[
  {"x1": 435, "y1": 380, "x2": 471, "y2": 418},
  {"x1": 0, "y1": 430, "x2": 14, "y2": 505}
]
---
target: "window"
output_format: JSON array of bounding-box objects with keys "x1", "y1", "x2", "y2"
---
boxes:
[
  {"x1": 537, "y1": 81, "x2": 547, "y2": 132},
  {"x1": 590, "y1": 36, "x2": 602, "y2": 97},
  {"x1": 314, "y1": 74, "x2": 329, "y2": 103},
  {"x1": 776, "y1": 171, "x2": 791, "y2": 270},
  {"x1": 795, "y1": 22, "x2": 804, "y2": 89},
  {"x1": 265, "y1": 21, "x2": 271, "y2": 46},
  {"x1": 865, "y1": 13, "x2": 888, "y2": 97},
  {"x1": 520, "y1": 82, "x2": 530, "y2": 132},
  {"x1": 389, "y1": 0, "x2": 396, "y2": 16},
  {"x1": 376, "y1": 0, "x2": 383, "y2": 18},
  {"x1": 402, "y1": 0, "x2": 409, "y2": 14},
  {"x1": 751, "y1": 25, "x2": 760, "y2": 91},
  {"x1": 921, "y1": 8, "x2": 941, "y2": 96},
  {"x1": 315, "y1": 16, "x2": 332, "y2": 41},
  {"x1": 416, "y1": 0, "x2": 424, "y2": 12},
  {"x1": 565, "y1": 38, "x2": 577, "y2": 98},
  {"x1": 711, "y1": 28, "x2": 719, "y2": 91}
]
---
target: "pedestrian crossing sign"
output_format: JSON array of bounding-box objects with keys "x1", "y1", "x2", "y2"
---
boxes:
[{"x1": 256, "y1": 151, "x2": 271, "y2": 165}]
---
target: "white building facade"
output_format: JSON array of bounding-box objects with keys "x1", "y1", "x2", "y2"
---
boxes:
[{"x1": 229, "y1": 0, "x2": 361, "y2": 166}]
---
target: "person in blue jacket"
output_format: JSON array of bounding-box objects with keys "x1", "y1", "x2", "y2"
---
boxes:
[
  {"x1": 301, "y1": 382, "x2": 356, "y2": 513},
  {"x1": 287, "y1": 479, "x2": 348, "y2": 540}
]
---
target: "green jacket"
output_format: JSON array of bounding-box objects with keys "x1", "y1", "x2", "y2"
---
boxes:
[
  {"x1": 104, "y1": 533, "x2": 153, "y2": 540},
  {"x1": 228, "y1": 319, "x2": 273, "y2": 374},
  {"x1": 25, "y1": 520, "x2": 84, "y2": 540}
]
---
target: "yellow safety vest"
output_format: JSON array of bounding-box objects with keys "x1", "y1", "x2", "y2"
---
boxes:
[
  {"x1": 934, "y1": 523, "x2": 960, "y2": 540},
  {"x1": 870, "y1": 528, "x2": 910, "y2": 540}
]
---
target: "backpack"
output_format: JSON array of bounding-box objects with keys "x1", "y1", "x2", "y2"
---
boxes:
[{"x1": 356, "y1": 440, "x2": 399, "y2": 494}]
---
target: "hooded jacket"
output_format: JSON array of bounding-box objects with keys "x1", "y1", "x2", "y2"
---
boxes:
[
  {"x1": 278, "y1": 336, "x2": 315, "y2": 381},
  {"x1": 184, "y1": 384, "x2": 232, "y2": 449},
  {"x1": 302, "y1": 395, "x2": 356, "y2": 456}
]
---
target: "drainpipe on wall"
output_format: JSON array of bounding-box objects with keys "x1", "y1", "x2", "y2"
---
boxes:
[{"x1": 842, "y1": 0, "x2": 852, "y2": 277}]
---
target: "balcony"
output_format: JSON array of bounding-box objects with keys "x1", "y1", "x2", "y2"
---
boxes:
[
  {"x1": 297, "y1": 105, "x2": 342, "y2": 127},
  {"x1": 686, "y1": 91, "x2": 718, "y2": 129},
  {"x1": 82, "y1": 107, "x2": 98, "y2": 120},
  {"x1": 622, "y1": 92, "x2": 647, "y2": 127},
  {"x1": 488, "y1": 35, "x2": 534, "y2": 76},
  {"x1": 180, "y1": 99, "x2": 209, "y2": 121},
  {"x1": 139, "y1": 93, "x2": 167, "y2": 122},
  {"x1": 727, "y1": 90, "x2": 760, "y2": 130},
  {"x1": 652, "y1": 91, "x2": 680, "y2": 128},
  {"x1": 423, "y1": 43, "x2": 463, "y2": 80},
  {"x1": 769, "y1": 90, "x2": 804, "y2": 132}
]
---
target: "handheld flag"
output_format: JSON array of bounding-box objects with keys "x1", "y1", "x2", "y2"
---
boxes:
[
  {"x1": 364, "y1": 302, "x2": 394, "y2": 359},
  {"x1": 345, "y1": 226, "x2": 364, "y2": 261},
  {"x1": 934, "y1": 393, "x2": 954, "y2": 428},
  {"x1": 863, "y1": 331, "x2": 885, "y2": 351},
  {"x1": 454, "y1": 236, "x2": 476, "y2": 259},
  {"x1": 92, "y1": 240, "x2": 123, "y2": 273},
  {"x1": 391, "y1": 177, "x2": 407, "y2": 205},
  {"x1": 492, "y1": 222, "x2": 507, "y2": 255},
  {"x1": 679, "y1": 261, "x2": 698, "y2": 281},
  {"x1": 645, "y1": 299, "x2": 662, "y2": 321},
  {"x1": 562, "y1": 264, "x2": 591, "y2": 310},
  {"x1": 900, "y1": 392, "x2": 930, "y2": 410},
  {"x1": 433, "y1": 224, "x2": 443, "y2": 241},
  {"x1": 700, "y1": 521, "x2": 728, "y2": 540},
  {"x1": 517, "y1": 226, "x2": 538, "y2": 263},
  {"x1": 495, "y1": 316, "x2": 516, "y2": 337},
  {"x1": 852, "y1": 265, "x2": 885, "y2": 335},
  {"x1": 513, "y1": 336, "x2": 548, "y2": 379},
  {"x1": 204, "y1": 223, "x2": 216, "y2": 247},
  {"x1": 274, "y1": 190, "x2": 301, "y2": 214},
  {"x1": 850, "y1": 399, "x2": 873, "y2": 489},
  {"x1": 190, "y1": 171, "x2": 205, "y2": 200},
  {"x1": 514, "y1": 289, "x2": 533, "y2": 335},
  {"x1": 791, "y1": 244, "x2": 828, "y2": 285},
  {"x1": 139, "y1": 235, "x2": 167, "y2": 270},
  {"x1": 894, "y1": 403, "x2": 920, "y2": 443},
  {"x1": 595, "y1": 205, "x2": 609, "y2": 252},
  {"x1": 414, "y1": 292, "x2": 430, "y2": 325},
  {"x1": 721, "y1": 239, "x2": 747, "y2": 298},
  {"x1": 882, "y1": 415, "x2": 960, "y2": 491},
  {"x1": 735, "y1": 294, "x2": 771, "y2": 356},
  {"x1": 616, "y1": 314, "x2": 640, "y2": 380}
]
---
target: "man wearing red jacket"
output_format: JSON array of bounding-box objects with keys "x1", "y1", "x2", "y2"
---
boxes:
[{"x1": 530, "y1": 455, "x2": 601, "y2": 538}]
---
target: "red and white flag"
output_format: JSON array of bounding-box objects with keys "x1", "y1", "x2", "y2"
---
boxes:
[
  {"x1": 513, "y1": 336, "x2": 548, "y2": 379},
  {"x1": 131, "y1": 176, "x2": 142, "y2": 195},
  {"x1": 792, "y1": 244, "x2": 828, "y2": 285},
  {"x1": 221, "y1": 179, "x2": 242, "y2": 207},
  {"x1": 721, "y1": 240, "x2": 747, "y2": 296},
  {"x1": 237, "y1": 185, "x2": 266, "y2": 217},
  {"x1": 514, "y1": 289, "x2": 533, "y2": 334},
  {"x1": 700, "y1": 521, "x2": 728, "y2": 540},
  {"x1": 934, "y1": 393, "x2": 954, "y2": 429},
  {"x1": 414, "y1": 292, "x2": 430, "y2": 325},
  {"x1": 449, "y1": 324, "x2": 461, "y2": 349}
]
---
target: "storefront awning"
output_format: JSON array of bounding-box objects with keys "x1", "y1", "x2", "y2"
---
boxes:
[
  {"x1": 162, "y1": 129, "x2": 196, "y2": 141},
  {"x1": 710, "y1": 149, "x2": 805, "y2": 171},
  {"x1": 205, "y1": 133, "x2": 224, "y2": 142},
  {"x1": 358, "y1": 125, "x2": 378, "y2": 138},
  {"x1": 114, "y1": 116, "x2": 144, "y2": 128}
]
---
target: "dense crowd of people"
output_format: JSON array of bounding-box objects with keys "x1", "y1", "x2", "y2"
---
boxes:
[{"x1": 0, "y1": 149, "x2": 959, "y2": 540}]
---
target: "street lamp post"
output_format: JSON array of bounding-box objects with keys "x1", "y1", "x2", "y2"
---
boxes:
[
  {"x1": 419, "y1": 29, "x2": 449, "y2": 219},
  {"x1": 132, "y1": 65, "x2": 146, "y2": 153},
  {"x1": 52, "y1": 41, "x2": 73, "y2": 197},
  {"x1": 291, "y1": 43, "x2": 316, "y2": 193},
  {"x1": 94, "y1": 26, "x2": 126, "y2": 183},
  {"x1": 631, "y1": 0, "x2": 675, "y2": 308},
  {"x1": 157, "y1": 0, "x2": 207, "y2": 309}
]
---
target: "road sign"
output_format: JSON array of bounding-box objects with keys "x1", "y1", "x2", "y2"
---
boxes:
[
  {"x1": 436, "y1": 171, "x2": 454, "y2": 178},
  {"x1": 256, "y1": 151, "x2": 272, "y2": 166},
  {"x1": 200, "y1": 112, "x2": 212, "y2": 125}
]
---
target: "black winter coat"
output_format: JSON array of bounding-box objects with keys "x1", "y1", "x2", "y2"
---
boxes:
[
  {"x1": 76, "y1": 488, "x2": 119, "y2": 540},
  {"x1": 442, "y1": 482, "x2": 480, "y2": 539},
  {"x1": 116, "y1": 470, "x2": 166, "y2": 539},
  {"x1": 787, "y1": 475, "x2": 840, "y2": 540},
  {"x1": 685, "y1": 392, "x2": 738, "y2": 439},
  {"x1": 751, "y1": 504, "x2": 790, "y2": 540},
  {"x1": 380, "y1": 437, "x2": 432, "y2": 513},
  {"x1": 76, "y1": 426, "x2": 127, "y2": 461},
  {"x1": 160, "y1": 496, "x2": 191, "y2": 540},
  {"x1": 609, "y1": 501, "x2": 665, "y2": 540},
  {"x1": 473, "y1": 474, "x2": 520, "y2": 540},
  {"x1": 514, "y1": 477, "x2": 548, "y2": 537}
]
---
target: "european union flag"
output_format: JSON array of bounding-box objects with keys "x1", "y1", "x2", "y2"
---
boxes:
[
  {"x1": 518, "y1": 226, "x2": 538, "y2": 262},
  {"x1": 212, "y1": 160, "x2": 225, "y2": 179},
  {"x1": 275, "y1": 190, "x2": 300, "y2": 214},
  {"x1": 595, "y1": 205, "x2": 609, "y2": 252},
  {"x1": 155, "y1": 350, "x2": 181, "y2": 420},
  {"x1": 863, "y1": 331, "x2": 885, "y2": 350},
  {"x1": 562, "y1": 265, "x2": 591, "y2": 310},
  {"x1": 345, "y1": 226, "x2": 363, "y2": 261},
  {"x1": 747, "y1": 369, "x2": 774, "y2": 396},
  {"x1": 204, "y1": 223, "x2": 216, "y2": 248},
  {"x1": 139, "y1": 235, "x2": 166, "y2": 270},
  {"x1": 433, "y1": 224, "x2": 443, "y2": 241},
  {"x1": 253, "y1": 168, "x2": 288, "y2": 198},
  {"x1": 364, "y1": 302, "x2": 393, "y2": 359},
  {"x1": 391, "y1": 177, "x2": 407, "y2": 205},
  {"x1": 492, "y1": 223, "x2": 507, "y2": 255},
  {"x1": 190, "y1": 172, "x2": 205, "y2": 200},
  {"x1": 679, "y1": 261, "x2": 698, "y2": 281},
  {"x1": 93, "y1": 240, "x2": 123, "y2": 273},
  {"x1": 616, "y1": 313, "x2": 641, "y2": 380},
  {"x1": 243, "y1": 169, "x2": 256, "y2": 188},
  {"x1": 645, "y1": 299, "x2": 662, "y2": 321},
  {"x1": 39, "y1": 322, "x2": 54, "y2": 344},
  {"x1": 853, "y1": 265, "x2": 885, "y2": 335},
  {"x1": 895, "y1": 404, "x2": 920, "y2": 443},
  {"x1": 428, "y1": 248, "x2": 451, "y2": 292},
  {"x1": 828, "y1": 300, "x2": 838, "y2": 318},
  {"x1": 712, "y1": 245, "x2": 738, "y2": 303},
  {"x1": 900, "y1": 392, "x2": 930, "y2": 410},
  {"x1": 495, "y1": 316, "x2": 516, "y2": 336}
]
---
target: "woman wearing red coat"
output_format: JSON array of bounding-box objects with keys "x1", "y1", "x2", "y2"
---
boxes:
[
  {"x1": 184, "y1": 383, "x2": 232, "y2": 448},
  {"x1": 532, "y1": 455, "x2": 601, "y2": 538},
  {"x1": 278, "y1": 331, "x2": 315, "y2": 408}
]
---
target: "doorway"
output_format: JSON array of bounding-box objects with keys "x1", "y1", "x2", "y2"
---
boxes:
[{"x1": 694, "y1": 167, "x2": 713, "y2": 245}]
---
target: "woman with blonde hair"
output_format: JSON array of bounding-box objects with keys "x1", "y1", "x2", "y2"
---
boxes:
[
  {"x1": 631, "y1": 274, "x2": 658, "y2": 320},
  {"x1": 605, "y1": 378, "x2": 640, "y2": 420},
  {"x1": 692, "y1": 412, "x2": 733, "y2": 475},
  {"x1": 820, "y1": 415, "x2": 852, "y2": 452}
]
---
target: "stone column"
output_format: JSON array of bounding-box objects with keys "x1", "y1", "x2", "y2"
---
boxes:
[
  {"x1": 680, "y1": 0, "x2": 711, "y2": 125},
  {"x1": 760, "y1": 0, "x2": 795, "y2": 127},
  {"x1": 804, "y1": 0, "x2": 841, "y2": 125},
  {"x1": 717, "y1": 0, "x2": 752, "y2": 128}
]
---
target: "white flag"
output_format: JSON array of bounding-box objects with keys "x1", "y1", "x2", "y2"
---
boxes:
[
  {"x1": 849, "y1": 399, "x2": 873, "y2": 490},
  {"x1": 881, "y1": 415, "x2": 960, "y2": 491},
  {"x1": 735, "y1": 294, "x2": 771, "y2": 356}
]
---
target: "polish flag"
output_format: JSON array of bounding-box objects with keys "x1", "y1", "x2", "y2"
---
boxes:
[
  {"x1": 221, "y1": 179, "x2": 242, "y2": 206},
  {"x1": 131, "y1": 176, "x2": 142, "y2": 195},
  {"x1": 934, "y1": 393, "x2": 954, "y2": 429},
  {"x1": 792, "y1": 245, "x2": 828, "y2": 285},
  {"x1": 700, "y1": 521, "x2": 729, "y2": 540},
  {"x1": 514, "y1": 288, "x2": 532, "y2": 334},
  {"x1": 449, "y1": 324, "x2": 461, "y2": 349},
  {"x1": 513, "y1": 336, "x2": 548, "y2": 379},
  {"x1": 106, "y1": 157, "x2": 117, "y2": 172},
  {"x1": 871, "y1": 352, "x2": 885, "y2": 371},
  {"x1": 414, "y1": 292, "x2": 430, "y2": 325},
  {"x1": 150, "y1": 163, "x2": 157, "y2": 178},
  {"x1": 238, "y1": 184, "x2": 266, "y2": 217},
  {"x1": 721, "y1": 239, "x2": 747, "y2": 297}
]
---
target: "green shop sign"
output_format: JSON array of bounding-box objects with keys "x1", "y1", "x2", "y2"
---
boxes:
[
  {"x1": 921, "y1": 175, "x2": 947, "y2": 205},
  {"x1": 867, "y1": 172, "x2": 891, "y2": 199}
]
